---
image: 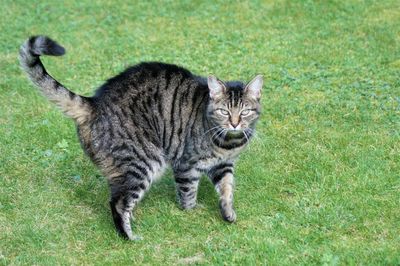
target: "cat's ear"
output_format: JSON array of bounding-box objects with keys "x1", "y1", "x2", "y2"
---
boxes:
[
  {"x1": 244, "y1": 75, "x2": 263, "y2": 100},
  {"x1": 208, "y1": 75, "x2": 226, "y2": 99}
]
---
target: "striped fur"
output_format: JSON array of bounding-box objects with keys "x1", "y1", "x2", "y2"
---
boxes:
[
  {"x1": 19, "y1": 36, "x2": 92, "y2": 124},
  {"x1": 19, "y1": 36, "x2": 263, "y2": 240}
]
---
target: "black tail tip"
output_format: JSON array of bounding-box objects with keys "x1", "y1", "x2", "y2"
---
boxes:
[{"x1": 27, "y1": 35, "x2": 66, "y2": 56}]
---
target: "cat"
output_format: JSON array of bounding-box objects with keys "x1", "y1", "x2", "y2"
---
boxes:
[{"x1": 19, "y1": 36, "x2": 263, "y2": 240}]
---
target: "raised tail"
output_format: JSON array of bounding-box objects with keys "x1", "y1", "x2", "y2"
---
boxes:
[{"x1": 19, "y1": 36, "x2": 92, "y2": 124}]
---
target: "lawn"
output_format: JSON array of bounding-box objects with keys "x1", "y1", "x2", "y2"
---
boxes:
[{"x1": 1, "y1": 0, "x2": 400, "y2": 265}]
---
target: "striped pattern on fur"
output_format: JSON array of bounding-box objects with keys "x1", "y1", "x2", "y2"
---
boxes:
[{"x1": 20, "y1": 36, "x2": 263, "y2": 240}]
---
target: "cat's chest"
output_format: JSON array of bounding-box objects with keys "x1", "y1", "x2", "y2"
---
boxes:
[{"x1": 194, "y1": 146, "x2": 244, "y2": 171}]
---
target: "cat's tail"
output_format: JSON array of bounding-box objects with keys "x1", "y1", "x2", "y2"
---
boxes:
[{"x1": 19, "y1": 36, "x2": 92, "y2": 124}]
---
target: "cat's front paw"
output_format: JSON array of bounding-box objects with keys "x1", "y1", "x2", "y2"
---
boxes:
[
  {"x1": 222, "y1": 209, "x2": 236, "y2": 223},
  {"x1": 219, "y1": 201, "x2": 236, "y2": 223}
]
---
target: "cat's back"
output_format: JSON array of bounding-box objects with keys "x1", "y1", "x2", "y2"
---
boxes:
[
  {"x1": 85, "y1": 61, "x2": 209, "y2": 160},
  {"x1": 93, "y1": 62, "x2": 201, "y2": 103}
]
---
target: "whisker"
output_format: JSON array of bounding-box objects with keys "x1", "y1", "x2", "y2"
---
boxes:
[
  {"x1": 216, "y1": 129, "x2": 227, "y2": 145},
  {"x1": 243, "y1": 129, "x2": 250, "y2": 143},
  {"x1": 202, "y1": 125, "x2": 220, "y2": 137},
  {"x1": 246, "y1": 128, "x2": 267, "y2": 150},
  {"x1": 214, "y1": 129, "x2": 225, "y2": 140},
  {"x1": 223, "y1": 129, "x2": 228, "y2": 139},
  {"x1": 210, "y1": 128, "x2": 223, "y2": 141}
]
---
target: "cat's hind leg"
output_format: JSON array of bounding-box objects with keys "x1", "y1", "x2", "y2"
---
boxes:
[{"x1": 107, "y1": 157, "x2": 165, "y2": 240}]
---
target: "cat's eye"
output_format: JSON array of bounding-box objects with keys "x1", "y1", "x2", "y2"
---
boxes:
[
  {"x1": 217, "y1": 109, "x2": 230, "y2": 116},
  {"x1": 240, "y1": 109, "x2": 252, "y2": 116}
]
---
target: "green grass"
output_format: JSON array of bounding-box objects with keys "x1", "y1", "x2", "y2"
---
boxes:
[{"x1": 1, "y1": 0, "x2": 400, "y2": 265}]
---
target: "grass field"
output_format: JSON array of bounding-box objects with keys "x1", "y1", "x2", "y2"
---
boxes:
[{"x1": 1, "y1": 0, "x2": 400, "y2": 265}]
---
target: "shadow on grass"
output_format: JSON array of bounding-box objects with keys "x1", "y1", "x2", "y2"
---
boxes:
[{"x1": 52, "y1": 156, "x2": 221, "y2": 232}]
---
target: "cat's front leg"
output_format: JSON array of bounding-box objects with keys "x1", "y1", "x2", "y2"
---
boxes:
[
  {"x1": 173, "y1": 168, "x2": 201, "y2": 210},
  {"x1": 208, "y1": 162, "x2": 236, "y2": 223}
]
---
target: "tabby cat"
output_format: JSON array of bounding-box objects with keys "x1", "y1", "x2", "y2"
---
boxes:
[{"x1": 19, "y1": 36, "x2": 263, "y2": 240}]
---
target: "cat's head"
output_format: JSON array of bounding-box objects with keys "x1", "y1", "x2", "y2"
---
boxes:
[{"x1": 206, "y1": 75, "x2": 262, "y2": 137}]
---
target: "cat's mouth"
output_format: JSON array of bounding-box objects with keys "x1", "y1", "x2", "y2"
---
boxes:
[
  {"x1": 227, "y1": 129, "x2": 243, "y2": 134},
  {"x1": 225, "y1": 129, "x2": 245, "y2": 138}
]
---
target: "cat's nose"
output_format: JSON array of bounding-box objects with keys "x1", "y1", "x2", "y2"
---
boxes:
[
  {"x1": 230, "y1": 122, "x2": 240, "y2": 129},
  {"x1": 230, "y1": 116, "x2": 240, "y2": 129}
]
